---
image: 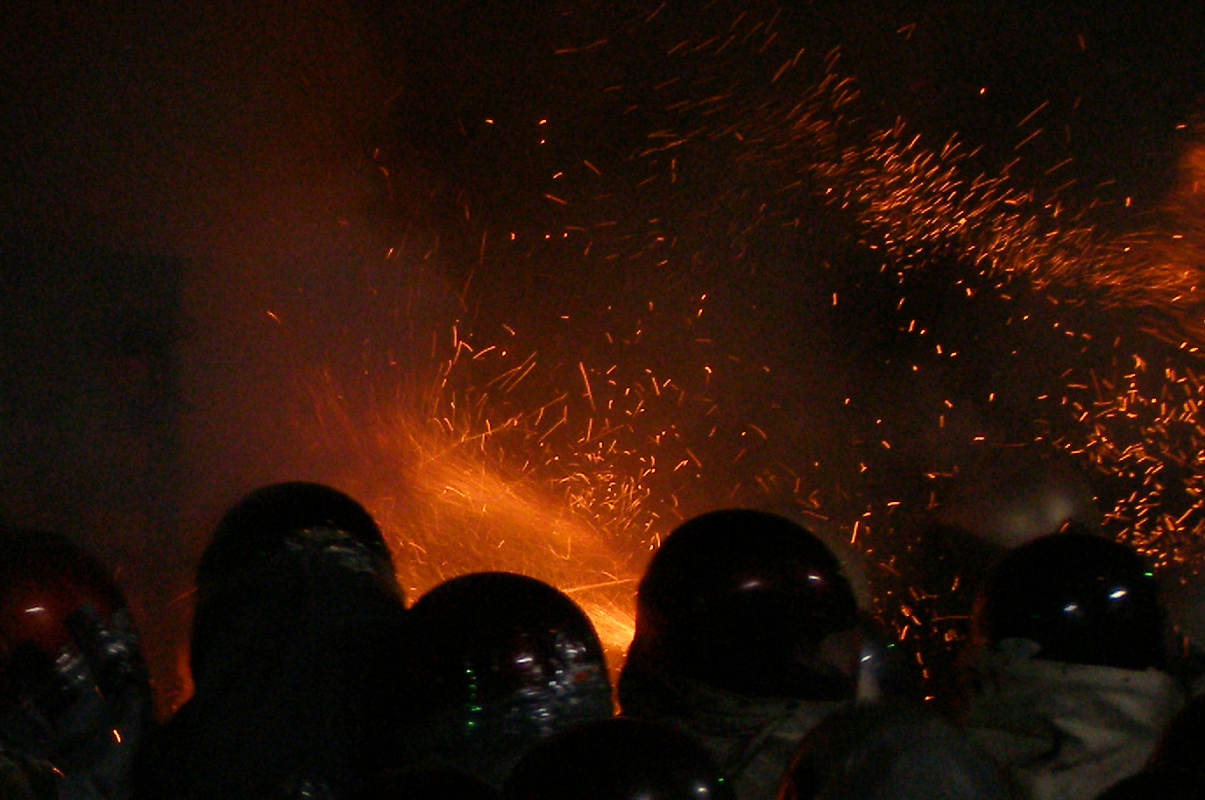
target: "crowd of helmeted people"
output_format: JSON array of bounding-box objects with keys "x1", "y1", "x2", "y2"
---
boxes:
[{"x1": 3, "y1": 481, "x2": 1205, "y2": 799}]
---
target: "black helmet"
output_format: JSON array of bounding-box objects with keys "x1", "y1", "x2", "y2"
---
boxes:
[
  {"x1": 147, "y1": 484, "x2": 407, "y2": 800},
  {"x1": 197, "y1": 481, "x2": 395, "y2": 591},
  {"x1": 0, "y1": 529, "x2": 152, "y2": 785},
  {"x1": 627, "y1": 509, "x2": 860, "y2": 699},
  {"x1": 396, "y1": 572, "x2": 613, "y2": 787},
  {"x1": 191, "y1": 481, "x2": 402, "y2": 680},
  {"x1": 504, "y1": 717, "x2": 733, "y2": 800},
  {"x1": 776, "y1": 701, "x2": 1015, "y2": 800},
  {"x1": 972, "y1": 532, "x2": 1165, "y2": 670}
]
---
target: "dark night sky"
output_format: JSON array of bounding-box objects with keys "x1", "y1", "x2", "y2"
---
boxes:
[{"x1": 2, "y1": 0, "x2": 1204, "y2": 702}]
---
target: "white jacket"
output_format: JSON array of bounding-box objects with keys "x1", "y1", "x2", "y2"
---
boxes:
[{"x1": 962, "y1": 652, "x2": 1185, "y2": 800}]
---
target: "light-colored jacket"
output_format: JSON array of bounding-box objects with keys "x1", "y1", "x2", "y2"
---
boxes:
[
  {"x1": 962, "y1": 651, "x2": 1186, "y2": 800},
  {"x1": 619, "y1": 662, "x2": 849, "y2": 800}
]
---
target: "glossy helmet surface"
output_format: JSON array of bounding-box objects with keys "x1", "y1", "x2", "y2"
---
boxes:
[
  {"x1": 0, "y1": 529, "x2": 152, "y2": 776},
  {"x1": 397, "y1": 572, "x2": 613, "y2": 787},
  {"x1": 0, "y1": 529, "x2": 142, "y2": 717},
  {"x1": 628, "y1": 509, "x2": 860, "y2": 699},
  {"x1": 190, "y1": 482, "x2": 402, "y2": 679},
  {"x1": 504, "y1": 717, "x2": 733, "y2": 800},
  {"x1": 972, "y1": 532, "x2": 1165, "y2": 670},
  {"x1": 197, "y1": 481, "x2": 395, "y2": 591}
]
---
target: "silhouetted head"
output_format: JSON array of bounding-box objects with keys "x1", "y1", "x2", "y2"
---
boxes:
[
  {"x1": 396, "y1": 571, "x2": 613, "y2": 788},
  {"x1": 972, "y1": 532, "x2": 1165, "y2": 670},
  {"x1": 626, "y1": 509, "x2": 860, "y2": 699}
]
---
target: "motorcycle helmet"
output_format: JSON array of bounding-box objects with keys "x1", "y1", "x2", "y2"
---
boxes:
[
  {"x1": 972, "y1": 532, "x2": 1165, "y2": 670},
  {"x1": 396, "y1": 572, "x2": 613, "y2": 788},
  {"x1": 626, "y1": 509, "x2": 860, "y2": 699}
]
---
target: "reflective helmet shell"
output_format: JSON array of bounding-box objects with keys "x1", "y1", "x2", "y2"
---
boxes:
[
  {"x1": 197, "y1": 481, "x2": 395, "y2": 592},
  {"x1": 972, "y1": 532, "x2": 1165, "y2": 670},
  {"x1": 503, "y1": 717, "x2": 734, "y2": 800},
  {"x1": 0, "y1": 528, "x2": 152, "y2": 790},
  {"x1": 190, "y1": 482, "x2": 402, "y2": 680},
  {"x1": 397, "y1": 572, "x2": 613, "y2": 787},
  {"x1": 0, "y1": 530, "x2": 135, "y2": 717},
  {"x1": 630, "y1": 509, "x2": 860, "y2": 699}
]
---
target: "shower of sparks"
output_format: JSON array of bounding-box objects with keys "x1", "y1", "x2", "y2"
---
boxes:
[
  {"x1": 809, "y1": 121, "x2": 1205, "y2": 344},
  {"x1": 302, "y1": 316, "x2": 721, "y2": 664},
  {"x1": 288, "y1": 1, "x2": 1205, "y2": 679},
  {"x1": 1043, "y1": 359, "x2": 1205, "y2": 568},
  {"x1": 300, "y1": 306, "x2": 865, "y2": 667}
]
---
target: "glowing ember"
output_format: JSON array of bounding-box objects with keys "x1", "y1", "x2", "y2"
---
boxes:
[{"x1": 286, "y1": 4, "x2": 1205, "y2": 678}]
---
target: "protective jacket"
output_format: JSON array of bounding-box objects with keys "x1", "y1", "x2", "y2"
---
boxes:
[
  {"x1": 962, "y1": 651, "x2": 1185, "y2": 800},
  {"x1": 619, "y1": 659, "x2": 848, "y2": 800}
]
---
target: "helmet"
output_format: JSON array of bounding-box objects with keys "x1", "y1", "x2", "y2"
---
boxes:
[
  {"x1": 972, "y1": 532, "x2": 1165, "y2": 670},
  {"x1": 0, "y1": 529, "x2": 152, "y2": 787},
  {"x1": 396, "y1": 572, "x2": 613, "y2": 788},
  {"x1": 503, "y1": 717, "x2": 734, "y2": 800},
  {"x1": 777, "y1": 701, "x2": 1014, "y2": 800},
  {"x1": 190, "y1": 481, "x2": 402, "y2": 680},
  {"x1": 197, "y1": 481, "x2": 395, "y2": 592},
  {"x1": 144, "y1": 484, "x2": 407, "y2": 800},
  {"x1": 626, "y1": 509, "x2": 860, "y2": 699}
]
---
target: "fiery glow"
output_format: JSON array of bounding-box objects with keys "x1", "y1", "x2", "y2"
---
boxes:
[
  {"x1": 293, "y1": 6, "x2": 1205, "y2": 678},
  {"x1": 303, "y1": 326, "x2": 708, "y2": 665}
]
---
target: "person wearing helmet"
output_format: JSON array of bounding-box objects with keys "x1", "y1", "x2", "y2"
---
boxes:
[
  {"x1": 503, "y1": 716, "x2": 734, "y2": 800},
  {"x1": 776, "y1": 700, "x2": 1017, "y2": 800},
  {"x1": 0, "y1": 528, "x2": 155, "y2": 800},
  {"x1": 959, "y1": 532, "x2": 1186, "y2": 800},
  {"x1": 763, "y1": 508, "x2": 915, "y2": 705},
  {"x1": 618, "y1": 509, "x2": 862, "y2": 800},
  {"x1": 137, "y1": 482, "x2": 407, "y2": 800},
  {"x1": 392, "y1": 571, "x2": 614, "y2": 789}
]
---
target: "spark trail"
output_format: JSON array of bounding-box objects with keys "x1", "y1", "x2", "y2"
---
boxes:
[{"x1": 293, "y1": 1, "x2": 1205, "y2": 670}]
